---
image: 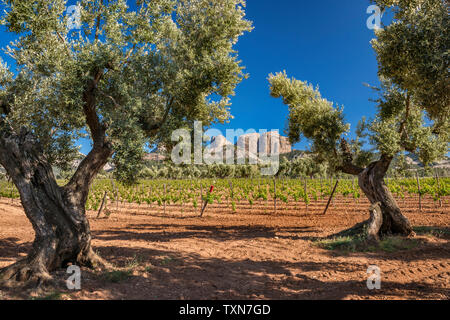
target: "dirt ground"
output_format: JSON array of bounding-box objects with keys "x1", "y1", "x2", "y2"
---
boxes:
[{"x1": 0, "y1": 196, "x2": 449, "y2": 300}]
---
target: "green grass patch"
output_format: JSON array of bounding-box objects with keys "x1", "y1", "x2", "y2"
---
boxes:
[
  {"x1": 144, "y1": 266, "x2": 153, "y2": 273},
  {"x1": 377, "y1": 236, "x2": 419, "y2": 252},
  {"x1": 102, "y1": 270, "x2": 132, "y2": 283},
  {"x1": 414, "y1": 226, "x2": 450, "y2": 239},
  {"x1": 31, "y1": 292, "x2": 63, "y2": 300},
  {"x1": 314, "y1": 236, "x2": 358, "y2": 251},
  {"x1": 314, "y1": 235, "x2": 420, "y2": 253},
  {"x1": 125, "y1": 254, "x2": 144, "y2": 269},
  {"x1": 160, "y1": 256, "x2": 174, "y2": 265}
]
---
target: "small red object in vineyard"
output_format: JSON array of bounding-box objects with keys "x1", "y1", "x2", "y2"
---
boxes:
[{"x1": 200, "y1": 186, "x2": 215, "y2": 218}]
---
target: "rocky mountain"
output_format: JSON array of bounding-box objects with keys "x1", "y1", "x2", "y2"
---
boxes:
[
  {"x1": 236, "y1": 133, "x2": 260, "y2": 155},
  {"x1": 206, "y1": 134, "x2": 259, "y2": 163},
  {"x1": 206, "y1": 132, "x2": 292, "y2": 163},
  {"x1": 236, "y1": 131, "x2": 292, "y2": 156},
  {"x1": 211, "y1": 135, "x2": 233, "y2": 150},
  {"x1": 142, "y1": 132, "x2": 292, "y2": 164}
]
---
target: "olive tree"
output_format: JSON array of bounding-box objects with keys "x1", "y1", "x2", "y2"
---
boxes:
[
  {"x1": 0, "y1": 0, "x2": 251, "y2": 283},
  {"x1": 269, "y1": 0, "x2": 448, "y2": 242}
]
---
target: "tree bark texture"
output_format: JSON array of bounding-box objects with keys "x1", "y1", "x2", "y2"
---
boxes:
[
  {"x1": 0, "y1": 128, "x2": 111, "y2": 284},
  {"x1": 357, "y1": 155, "x2": 414, "y2": 237},
  {"x1": 337, "y1": 146, "x2": 415, "y2": 240}
]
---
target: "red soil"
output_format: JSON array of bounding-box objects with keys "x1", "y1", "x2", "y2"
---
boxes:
[{"x1": 0, "y1": 196, "x2": 448, "y2": 300}]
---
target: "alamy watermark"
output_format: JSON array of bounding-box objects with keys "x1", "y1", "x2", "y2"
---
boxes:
[
  {"x1": 366, "y1": 265, "x2": 381, "y2": 290},
  {"x1": 366, "y1": 5, "x2": 384, "y2": 30},
  {"x1": 66, "y1": 265, "x2": 81, "y2": 290},
  {"x1": 66, "y1": 3, "x2": 82, "y2": 30},
  {"x1": 171, "y1": 121, "x2": 281, "y2": 176}
]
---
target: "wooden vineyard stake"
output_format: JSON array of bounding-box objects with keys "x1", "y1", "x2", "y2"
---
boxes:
[
  {"x1": 226, "y1": 180, "x2": 230, "y2": 207},
  {"x1": 200, "y1": 185, "x2": 214, "y2": 217},
  {"x1": 435, "y1": 170, "x2": 442, "y2": 208},
  {"x1": 139, "y1": 184, "x2": 143, "y2": 208},
  {"x1": 10, "y1": 180, "x2": 13, "y2": 205},
  {"x1": 110, "y1": 178, "x2": 119, "y2": 212},
  {"x1": 259, "y1": 179, "x2": 261, "y2": 206},
  {"x1": 323, "y1": 180, "x2": 339, "y2": 215},
  {"x1": 416, "y1": 172, "x2": 422, "y2": 212},
  {"x1": 115, "y1": 186, "x2": 119, "y2": 212},
  {"x1": 152, "y1": 185, "x2": 155, "y2": 209},
  {"x1": 330, "y1": 177, "x2": 335, "y2": 206},
  {"x1": 273, "y1": 179, "x2": 277, "y2": 214},
  {"x1": 133, "y1": 185, "x2": 137, "y2": 209},
  {"x1": 320, "y1": 177, "x2": 323, "y2": 199},
  {"x1": 304, "y1": 178, "x2": 308, "y2": 211},
  {"x1": 352, "y1": 179, "x2": 355, "y2": 204},
  {"x1": 96, "y1": 191, "x2": 108, "y2": 218},
  {"x1": 228, "y1": 180, "x2": 233, "y2": 210},
  {"x1": 200, "y1": 183, "x2": 203, "y2": 215},
  {"x1": 330, "y1": 178, "x2": 335, "y2": 207},
  {"x1": 164, "y1": 183, "x2": 167, "y2": 215},
  {"x1": 149, "y1": 186, "x2": 152, "y2": 209}
]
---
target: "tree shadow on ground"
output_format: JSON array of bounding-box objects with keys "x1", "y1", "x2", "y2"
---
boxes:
[
  {"x1": 1, "y1": 229, "x2": 448, "y2": 299},
  {"x1": 0, "y1": 237, "x2": 30, "y2": 262},
  {"x1": 92, "y1": 224, "x2": 318, "y2": 243},
  {"x1": 80, "y1": 245, "x2": 449, "y2": 300},
  {"x1": 303, "y1": 226, "x2": 450, "y2": 263}
]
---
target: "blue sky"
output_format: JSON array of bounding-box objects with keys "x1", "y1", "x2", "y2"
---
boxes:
[
  {"x1": 211, "y1": 0, "x2": 387, "y2": 151},
  {"x1": 0, "y1": 0, "x2": 390, "y2": 154}
]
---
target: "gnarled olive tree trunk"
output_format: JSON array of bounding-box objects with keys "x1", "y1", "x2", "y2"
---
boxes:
[
  {"x1": 0, "y1": 128, "x2": 112, "y2": 284},
  {"x1": 338, "y1": 154, "x2": 414, "y2": 242},
  {"x1": 357, "y1": 155, "x2": 414, "y2": 241}
]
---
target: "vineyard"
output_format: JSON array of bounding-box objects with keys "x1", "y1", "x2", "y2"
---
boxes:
[
  {"x1": 1, "y1": 176, "x2": 449, "y2": 300},
  {"x1": 1, "y1": 177, "x2": 448, "y2": 216}
]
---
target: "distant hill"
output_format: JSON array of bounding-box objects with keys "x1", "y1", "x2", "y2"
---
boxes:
[
  {"x1": 404, "y1": 153, "x2": 450, "y2": 169},
  {"x1": 72, "y1": 152, "x2": 115, "y2": 172},
  {"x1": 280, "y1": 150, "x2": 450, "y2": 173},
  {"x1": 280, "y1": 150, "x2": 312, "y2": 161}
]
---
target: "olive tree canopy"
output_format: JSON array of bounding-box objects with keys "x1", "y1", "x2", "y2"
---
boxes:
[
  {"x1": 268, "y1": 0, "x2": 449, "y2": 241},
  {"x1": 0, "y1": 0, "x2": 252, "y2": 182},
  {"x1": 0, "y1": 0, "x2": 252, "y2": 284}
]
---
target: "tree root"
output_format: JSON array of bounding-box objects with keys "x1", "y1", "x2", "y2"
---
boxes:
[
  {"x1": 327, "y1": 202, "x2": 413, "y2": 245},
  {"x1": 78, "y1": 247, "x2": 112, "y2": 270},
  {"x1": 0, "y1": 259, "x2": 53, "y2": 288},
  {"x1": 0, "y1": 246, "x2": 111, "y2": 289}
]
